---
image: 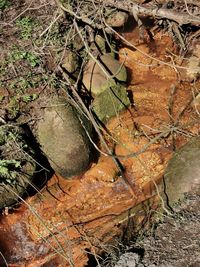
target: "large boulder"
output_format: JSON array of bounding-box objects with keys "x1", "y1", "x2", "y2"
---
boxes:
[
  {"x1": 82, "y1": 53, "x2": 127, "y2": 96},
  {"x1": 36, "y1": 97, "x2": 93, "y2": 178}
]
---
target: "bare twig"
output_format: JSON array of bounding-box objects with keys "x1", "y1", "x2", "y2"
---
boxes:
[
  {"x1": 98, "y1": 0, "x2": 200, "y2": 26},
  {"x1": 0, "y1": 250, "x2": 8, "y2": 267}
]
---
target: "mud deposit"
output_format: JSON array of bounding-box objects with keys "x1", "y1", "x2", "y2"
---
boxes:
[{"x1": 0, "y1": 1, "x2": 200, "y2": 266}]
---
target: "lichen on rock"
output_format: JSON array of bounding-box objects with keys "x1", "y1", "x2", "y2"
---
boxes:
[{"x1": 92, "y1": 84, "x2": 130, "y2": 122}]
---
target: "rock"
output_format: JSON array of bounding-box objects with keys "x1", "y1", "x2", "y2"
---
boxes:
[
  {"x1": 106, "y1": 11, "x2": 128, "y2": 28},
  {"x1": 0, "y1": 125, "x2": 36, "y2": 208},
  {"x1": 36, "y1": 97, "x2": 92, "y2": 178},
  {"x1": 89, "y1": 35, "x2": 107, "y2": 55},
  {"x1": 89, "y1": 35, "x2": 116, "y2": 58},
  {"x1": 186, "y1": 55, "x2": 200, "y2": 81},
  {"x1": 114, "y1": 252, "x2": 140, "y2": 267},
  {"x1": 161, "y1": 137, "x2": 200, "y2": 206},
  {"x1": 82, "y1": 53, "x2": 127, "y2": 96},
  {"x1": 92, "y1": 84, "x2": 130, "y2": 122},
  {"x1": 61, "y1": 50, "x2": 79, "y2": 75}
]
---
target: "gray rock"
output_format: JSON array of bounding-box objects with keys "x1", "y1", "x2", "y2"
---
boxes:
[
  {"x1": 114, "y1": 252, "x2": 140, "y2": 267},
  {"x1": 162, "y1": 137, "x2": 200, "y2": 206},
  {"x1": 82, "y1": 53, "x2": 127, "y2": 96},
  {"x1": 106, "y1": 11, "x2": 128, "y2": 28},
  {"x1": 36, "y1": 97, "x2": 92, "y2": 178}
]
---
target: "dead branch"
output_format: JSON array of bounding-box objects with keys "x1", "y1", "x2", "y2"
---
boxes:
[
  {"x1": 99, "y1": 0, "x2": 200, "y2": 26},
  {"x1": 57, "y1": 0, "x2": 200, "y2": 27}
]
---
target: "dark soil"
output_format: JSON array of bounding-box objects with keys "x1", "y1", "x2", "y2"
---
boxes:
[
  {"x1": 99, "y1": 191, "x2": 200, "y2": 267},
  {"x1": 136, "y1": 191, "x2": 200, "y2": 267}
]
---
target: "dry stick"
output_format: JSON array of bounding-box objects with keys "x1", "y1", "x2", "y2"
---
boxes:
[
  {"x1": 40, "y1": 12, "x2": 63, "y2": 37},
  {"x1": 68, "y1": 83, "x2": 136, "y2": 197},
  {"x1": 55, "y1": 0, "x2": 108, "y2": 31},
  {"x1": 117, "y1": 128, "x2": 177, "y2": 160},
  {"x1": 131, "y1": 2, "x2": 200, "y2": 25},
  {"x1": 136, "y1": 157, "x2": 172, "y2": 216},
  {"x1": 192, "y1": 89, "x2": 200, "y2": 117},
  {"x1": 7, "y1": 2, "x2": 49, "y2": 24},
  {"x1": 168, "y1": 85, "x2": 177, "y2": 150},
  {"x1": 56, "y1": 0, "x2": 199, "y2": 171},
  {"x1": 96, "y1": 0, "x2": 200, "y2": 26},
  {"x1": 0, "y1": 124, "x2": 50, "y2": 173},
  {"x1": 11, "y1": 136, "x2": 50, "y2": 173},
  {"x1": 104, "y1": 21, "x2": 199, "y2": 72},
  {"x1": 59, "y1": 0, "x2": 200, "y2": 26},
  {"x1": 73, "y1": 21, "x2": 115, "y2": 80},
  {"x1": 57, "y1": 0, "x2": 199, "y2": 72},
  {"x1": 8, "y1": 0, "x2": 34, "y2": 23},
  {"x1": 60, "y1": 67, "x2": 178, "y2": 163},
  {"x1": 183, "y1": 0, "x2": 200, "y2": 20},
  {"x1": 169, "y1": 21, "x2": 186, "y2": 51},
  {"x1": 23, "y1": 222, "x2": 73, "y2": 265},
  {"x1": 2, "y1": 134, "x2": 75, "y2": 262},
  {"x1": 71, "y1": 223, "x2": 101, "y2": 267},
  {"x1": 182, "y1": 0, "x2": 200, "y2": 8},
  {"x1": 174, "y1": 90, "x2": 200, "y2": 126},
  {"x1": 71, "y1": 22, "x2": 137, "y2": 197},
  {"x1": 0, "y1": 250, "x2": 8, "y2": 267},
  {"x1": 5, "y1": 147, "x2": 78, "y2": 263}
]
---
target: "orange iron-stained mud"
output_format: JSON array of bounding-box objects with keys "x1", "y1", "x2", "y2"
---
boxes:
[{"x1": 0, "y1": 29, "x2": 199, "y2": 267}]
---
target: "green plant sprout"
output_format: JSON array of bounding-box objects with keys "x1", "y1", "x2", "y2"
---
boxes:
[
  {"x1": 0, "y1": 159, "x2": 21, "y2": 183},
  {"x1": 11, "y1": 49, "x2": 40, "y2": 67},
  {"x1": 16, "y1": 16, "x2": 37, "y2": 40},
  {"x1": 0, "y1": 0, "x2": 9, "y2": 9}
]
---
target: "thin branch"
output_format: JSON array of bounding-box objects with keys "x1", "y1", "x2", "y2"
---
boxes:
[
  {"x1": 104, "y1": 22, "x2": 200, "y2": 72},
  {"x1": 0, "y1": 251, "x2": 8, "y2": 267},
  {"x1": 97, "y1": 0, "x2": 200, "y2": 26}
]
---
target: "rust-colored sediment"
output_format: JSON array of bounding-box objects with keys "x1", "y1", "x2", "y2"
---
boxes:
[{"x1": 0, "y1": 30, "x2": 199, "y2": 267}]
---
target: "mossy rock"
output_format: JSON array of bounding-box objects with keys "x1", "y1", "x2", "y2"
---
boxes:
[
  {"x1": 92, "y1": 84, "x2": 130, "y2": 122},
  {"x1": 36, "y1": 97, "x2": 93, "y2": 178},
  {"x1": 0, "y1": 125, "x2": 36, "y2": 208},
  {"x1": 89, "y1": 35, "x2": 107, "y2": 55},
  {"x1": 83, "y1": 54, "x2": 127, "y2": 96},
  {"x1": 89, "y1": 35, "x2": 116, "y2": 58},
  {"x1": 161, "y1": 137, "x2": 200, "y2": 206}
]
